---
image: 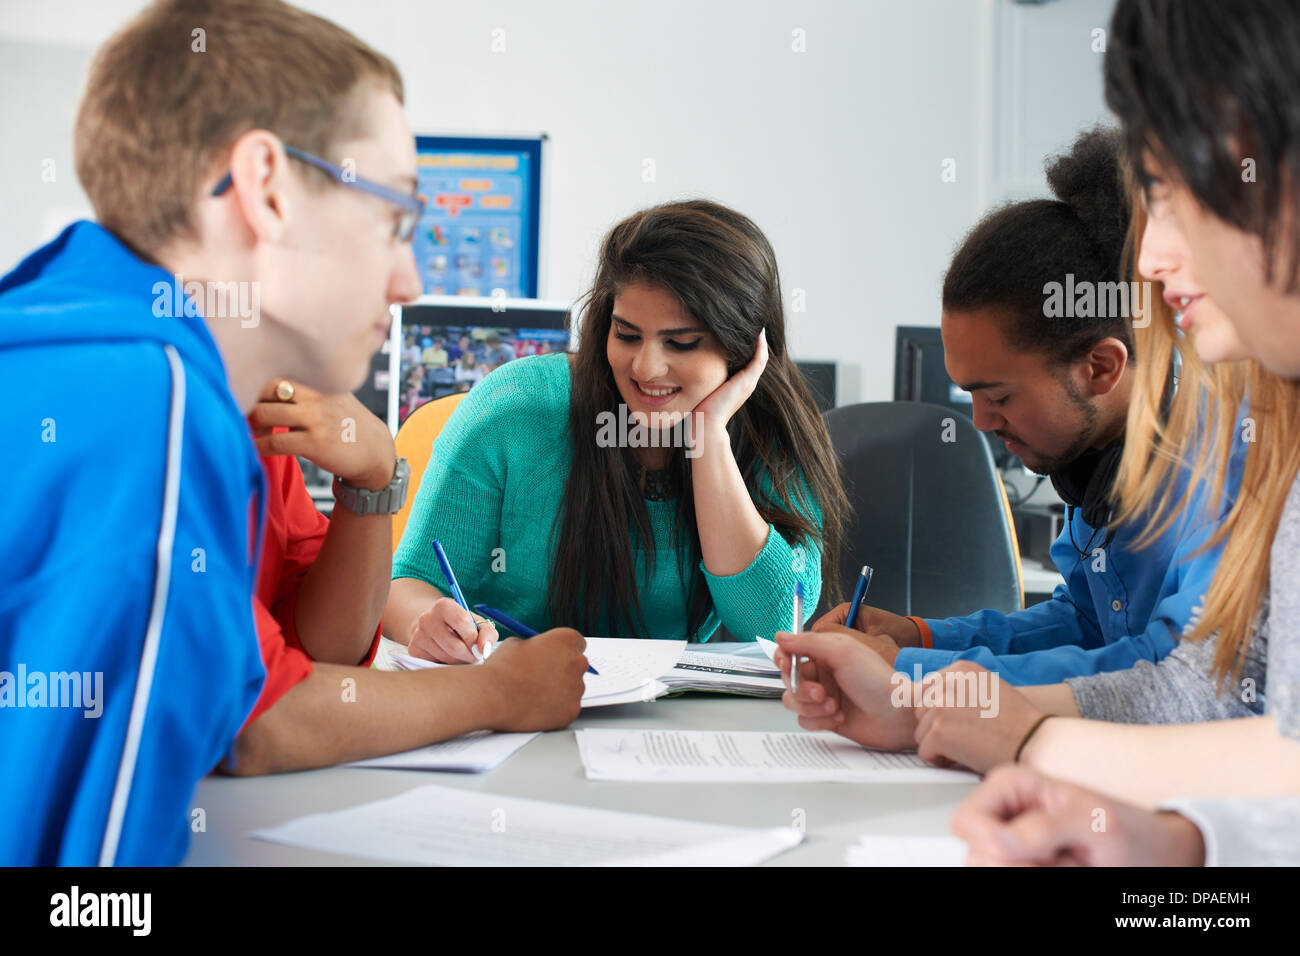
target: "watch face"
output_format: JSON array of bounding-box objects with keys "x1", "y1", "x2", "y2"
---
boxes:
[{"x1": 334, "y1": 458, "x2": 408, "y2": 515}]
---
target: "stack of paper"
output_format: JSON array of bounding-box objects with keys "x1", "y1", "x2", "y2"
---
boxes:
[
  {"x1": 387, "y1": 648, "x2": 451, "y2": 672},
  {"x1": 660, "y1": 650, "x2": 784, "y2": 697},
  {"x1": 387, "y1": 637, "x2": 686, "y2": 708},
  {"x1": 251, "y1": 783, "x2": 804, "y2": 866},
  {"x1": 579, "y1": 638, "x2": 684, "y2": 706},
  {"x1": 575, "y1": 729, "x2": 981, "y2": 783},
  {"x1": 345, "y1": 730, "x2": 539, "y2": 772},
  {"x1": 845, "y1": 834, "x2": 967, "y2": 866}
]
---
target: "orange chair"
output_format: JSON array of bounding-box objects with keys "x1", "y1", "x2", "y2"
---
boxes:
[
  {"x1": 994, "y1": 471, "x2": 1027, "y2": 610},
  {"x1": 392, "y1": 393, "x2": 468, "y2": 553}
]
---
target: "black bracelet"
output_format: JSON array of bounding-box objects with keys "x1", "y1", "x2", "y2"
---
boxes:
[{"x1": 1014, "y1": 715, "x2": 1053, "y2": 763}]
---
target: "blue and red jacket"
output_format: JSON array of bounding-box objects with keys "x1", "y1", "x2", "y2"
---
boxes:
[{"x1": 0, "y1": 222, "x2": 266, "y2": 864}]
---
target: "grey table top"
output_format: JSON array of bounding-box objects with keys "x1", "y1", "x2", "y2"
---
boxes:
[{"x1": 185, "y1": 690, "x2": 976, "y2": 866}]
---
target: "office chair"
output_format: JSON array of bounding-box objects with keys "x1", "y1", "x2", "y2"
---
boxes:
[{"x1": 822, "y1": 401, "x2": 1023, "y2": 619}]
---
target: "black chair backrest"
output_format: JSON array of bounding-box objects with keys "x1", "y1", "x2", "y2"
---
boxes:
[{"x1": 823, "y1": 402, "x2": 1021, "y2": 619}]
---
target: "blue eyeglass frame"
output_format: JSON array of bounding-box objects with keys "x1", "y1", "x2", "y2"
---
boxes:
[{"x1": 210, "y1": 145, "x2": 426, "y2": 242}]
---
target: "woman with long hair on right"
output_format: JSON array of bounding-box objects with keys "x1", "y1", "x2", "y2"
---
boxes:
[
  {"x1": 938, "y1": 167, "x2": 1297, "y2": 864},
  {"x1": 935, "y1": 0, "x2": 1300, "y2": 866},
  {"x1": 778, "y1": 1, "x2": 1300, "y2": 863}
]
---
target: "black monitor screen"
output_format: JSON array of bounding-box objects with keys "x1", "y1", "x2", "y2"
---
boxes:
[
  {"x1": 796, "y1": 361, "x2": 836, "y2": 413},
  {"x1": 894, "y1": 325, "x2": 1014, "y2": 466}
]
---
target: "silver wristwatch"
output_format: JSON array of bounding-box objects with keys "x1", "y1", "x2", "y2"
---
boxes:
[{"x1": 331, "y1": 457, "x2": 409, "y2": 516}]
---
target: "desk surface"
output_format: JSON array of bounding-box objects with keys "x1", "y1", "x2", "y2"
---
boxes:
[{"x1": 185, "y1": 693, "x2": 976, "y2": 866}]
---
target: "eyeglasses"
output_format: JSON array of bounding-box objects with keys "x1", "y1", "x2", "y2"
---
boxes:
[{"x1": 211, "y1": 145, "x2": 426, "y2": 242}]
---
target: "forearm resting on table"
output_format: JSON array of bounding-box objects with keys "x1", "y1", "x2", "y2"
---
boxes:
[
  {"x1": 295, "y1": 506, "x2": 392, "y2": 664},
  {"x1": 223, "y1": 662, "x2": 502, "y2": 775},
  {"x1": 1021, "y1": 714, "x2": 1300, "y2": 809},
  {"x1": 382, "y1": 575, "x2": 447, "y2": 644}
]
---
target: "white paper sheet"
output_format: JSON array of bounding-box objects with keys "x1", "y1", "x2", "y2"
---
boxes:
[
  {"x1": 845, "y1": 834, "x2": 967, "y2": 867},
  {"x1": 582, "y1": 679, "x2": 670, "y2": 707},
  {"x1": 386, "y1": 649, "x2": 457, "y2": 671},
  {"x1": 344, "y1": 730, "x2": 539, "y2": 772},
  {"x1": 250, "y1": 783, "x2": 804, "y2": 866},
  {"x1": 581, "y1": 637, "x2": 686, "y2": 699},
  {"x1": 575, "y1": 729, "x2": 979, "y2": 783},
  {"x1": 388, "y1": 637, "x2": 686, "y2": 709}
]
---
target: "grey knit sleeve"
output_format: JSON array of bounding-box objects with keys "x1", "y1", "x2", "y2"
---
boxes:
[
  {"x1": 1160, "y1": 796, "x2": 1300, "y2": 866},
  {"x1": 1064, "y1": 607, "x2": 1268, "y2": 724},
  {"x1": 1268, "y1": 624, "x2": 1300, "y2": 742},
  {"x1": 1265, "y1": 481, "x2": 1300, "y2": 741}
]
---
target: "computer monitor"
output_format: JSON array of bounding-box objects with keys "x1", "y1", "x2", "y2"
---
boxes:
[
  {"x1": 412, "y1": 134, "x2": 545, "y2": 299},
  {"x1": 795, "y1": 361, "x2": 837, "y2": 413},
  {"x1": 893, "y1": 325, "x2": 1015, "y2": 466},
  {"x1": 391, "y1": 295, "x2": 572, "y2": 430}
]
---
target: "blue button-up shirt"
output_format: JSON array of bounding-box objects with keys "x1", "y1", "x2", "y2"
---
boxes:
[{"x1": 896, "y1": 432, "x2": 1245, "y2": 685}]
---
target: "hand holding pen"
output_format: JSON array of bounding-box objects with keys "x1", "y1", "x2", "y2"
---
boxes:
[
  {"x1": 406, "y1": 541, "x2": 499, "y2": 664},
  {"x1": 845, "y1": 565, "x2": 874, "y2": 630},
  {"x1": 789, "y1": 566, "x2": 872, "y2": 691},
  {"x1": 476, "y1": 604, "x2": 599, "y2": 675},
  {"x1": 415, "y1": 545, "x2": 600, "y2": 675}
]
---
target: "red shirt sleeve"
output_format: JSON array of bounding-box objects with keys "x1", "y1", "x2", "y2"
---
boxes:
[
  {"x1": 243, "y1": 598, "x2": 314, "y2": 727},
  {"x1": 244, "y1": 448, "x2": 383, "y2": 727}
]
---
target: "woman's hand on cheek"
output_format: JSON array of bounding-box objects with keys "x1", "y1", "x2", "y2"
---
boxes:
[{"x1": 693, "y1": 330, "x2": 769, "y2": 436}]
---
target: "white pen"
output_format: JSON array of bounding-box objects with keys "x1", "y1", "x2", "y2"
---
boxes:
[{"x1": 790, "y1": 580, "x2": 804, "y2": 692}]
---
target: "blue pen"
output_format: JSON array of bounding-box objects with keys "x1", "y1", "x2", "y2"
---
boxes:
[
  {"x1": 470, "y1": 603, "x2": 599, "y2": 676},
  {"x1": 432, "y1": 540, "x2": 487, "y2": 661},
  {"x1": 474, "y1": 604, "x2": 538, "y2": 637},
  {"x1": 846, "y1": 565, "x2": 875, "y2": 629}
]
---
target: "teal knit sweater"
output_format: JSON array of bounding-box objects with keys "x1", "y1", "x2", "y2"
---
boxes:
[{"x1": 392, "y1": 352, "x2": 823, "y2": 641}]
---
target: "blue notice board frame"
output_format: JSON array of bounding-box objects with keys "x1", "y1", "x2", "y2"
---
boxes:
[{"x1": 412, "y1": 135, "x2": 543, "y2": 299}]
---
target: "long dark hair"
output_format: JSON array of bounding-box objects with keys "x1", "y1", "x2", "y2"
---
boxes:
[
  {"x1": 1105, "y1": 0, "x2": 1300, "y2": 291},
  {"x1": 549, "y1": 199, "x2": 848, "y2": 639}
]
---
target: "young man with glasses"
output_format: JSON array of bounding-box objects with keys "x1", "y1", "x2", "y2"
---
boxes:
[{"x1": 0, "y1": 0, "x2": 587, "y2": 865}]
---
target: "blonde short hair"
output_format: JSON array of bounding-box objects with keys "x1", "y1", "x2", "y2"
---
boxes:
[{"x1": 75, "y1": 0, "x2": 404, "y2": 255}]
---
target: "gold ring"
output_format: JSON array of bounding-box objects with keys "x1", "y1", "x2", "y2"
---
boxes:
[{"x1": 274, "y1": 379, "x2": 296, "y2": 402}]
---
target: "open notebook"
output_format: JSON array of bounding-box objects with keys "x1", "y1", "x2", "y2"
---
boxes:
[{"x1": 384, "y1": 636, "x2": 786, "y2": 703}]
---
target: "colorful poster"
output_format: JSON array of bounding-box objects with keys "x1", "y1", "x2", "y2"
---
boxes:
[{"x1": 412, "y1": 140, "x2": 539, "y2": 298}]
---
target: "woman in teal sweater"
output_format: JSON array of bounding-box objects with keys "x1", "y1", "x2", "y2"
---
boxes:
[{"x1": 384, "y1": 200, "x2": 849, "y2": 661}]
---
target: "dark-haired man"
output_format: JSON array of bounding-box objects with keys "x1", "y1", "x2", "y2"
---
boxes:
[
  {"x1": 818, "y1": 128, "x2": 1244, "y2": 686},
  {"x1": 929, "y1": 0, "x2": 1300, "y2": 862}
]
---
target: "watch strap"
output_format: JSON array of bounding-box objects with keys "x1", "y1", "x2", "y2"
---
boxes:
[{"x1": 332, "y1": 457, "x2": 408, "y2": 515}]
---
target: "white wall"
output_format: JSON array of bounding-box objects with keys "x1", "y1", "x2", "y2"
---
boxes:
[{"x1": 0, "y1": 0, "x2": 1115, "y2": 403}]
